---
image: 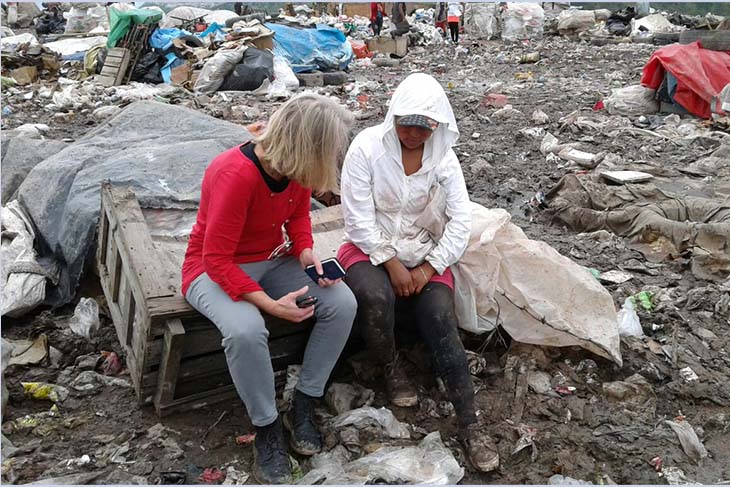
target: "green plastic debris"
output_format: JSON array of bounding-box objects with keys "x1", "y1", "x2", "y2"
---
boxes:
[
  {"x1": 631, "y1": 291, "x2": 654, "y2": 311},
  {"x1": 1, "y1": 76, "x2": 17, "y2": 88},
  {"x1": 107, "y1": 7, "x2": 163, "y2": 48},
  {"x1": 588, "y1": 268, "x2": 601, "y2": 280}
]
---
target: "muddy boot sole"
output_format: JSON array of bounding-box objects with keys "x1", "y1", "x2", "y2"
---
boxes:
[{"x1": 282, "y1": 412, "x2": 321, "y2": 456}]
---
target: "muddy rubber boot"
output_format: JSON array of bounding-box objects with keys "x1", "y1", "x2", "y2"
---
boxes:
[
  {"x1": 385, "y1": 355, "x2": 418, "y2": 407},
  {"x1": 460, "y1": 423, "x2": 500, "y2": 472},
  {"x1": 283, "y1": 390, "x2": 322, "y2": 456},
  {"x1": 253, "y1": 417, "x2": 292, "y2": 484}
]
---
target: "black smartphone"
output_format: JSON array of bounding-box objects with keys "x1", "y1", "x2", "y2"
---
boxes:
[
  {"x1": 296, "y1": 295, "x2": 318, "y2": 308},
  {"x1": 305, "y1": 257, "x2": 346, "y2": 283}
]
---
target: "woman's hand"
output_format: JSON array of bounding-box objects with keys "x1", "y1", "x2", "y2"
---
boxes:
[
  {"x1": 409, "y1": 261, "x2": 436, "y2": 295},
  {"x1": 384, "y1": 258, "x2": 416, "y2": 297},
  {"x1": 299, "y1": 248, "x2": 340, "y2": 287},
  {"x1": 268, "y1": 286, "x2": 315, "y2": 322},
  {"x1": 245, "y1": 121, "x2": 267, "y2": 137}
]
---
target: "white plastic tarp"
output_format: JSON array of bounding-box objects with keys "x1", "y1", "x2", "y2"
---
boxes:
[
  {"x1": 464, "y1": 3, "x2": 500, "y2": 40},
  {"x1": 0, "y1": 33, "x2": 40, "y2": 51},
  {"x1": 160, "y1": 6, "x2": 237, "y2": 29},
  {"x1": 44, "y1": 36, "x2": 107, "y2": 57},
  {"x1": 631, "y1": 13, "x2": 679, "y2": 35}
]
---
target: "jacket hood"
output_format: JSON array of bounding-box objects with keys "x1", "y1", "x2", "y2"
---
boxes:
[{"x1": 381, "y1": 73, "x2": 459, "y2": 169}]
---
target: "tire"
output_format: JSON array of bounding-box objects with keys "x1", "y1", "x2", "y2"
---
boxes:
[
  {"x1": 178, "y1": 34, "x2": 204, "y2": 48},
  {"x1": 679, "y1": 29, "x2": 730, "y2": 51}
]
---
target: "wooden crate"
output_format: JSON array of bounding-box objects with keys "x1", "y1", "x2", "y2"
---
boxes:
[
  {"x1": 97, "y1": 47, "x2": 131, "y2": 87},
  {"x1": 96, "y1": 182, "x2": 345, "y2": 416}
]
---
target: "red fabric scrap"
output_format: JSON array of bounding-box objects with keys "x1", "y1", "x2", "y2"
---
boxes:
[{"x1": 198, "y1": 468, "x2": 225, "y2": 484}]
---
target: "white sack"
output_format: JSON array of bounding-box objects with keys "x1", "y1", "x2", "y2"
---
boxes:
[
  {"x1": 464, "y1": 3, "x2": 500, "y2": 40},
  {"x1": 449, "y1": 205, "x2": 621, "y2": 365},
  {"x1": 604, "y1": 85, "x2": 659, "y2": 117},
  {"x1": 44, "y1": 36, "x2": 107, "y2": 57},
  {"x1": 1, "y1": 201, "x2": 53, "y2": 317},
  {"x1": 557, "y1": 9, "x2": 596, "y2": 35},
  {"x1": 194, "y1": 46, "x2": 247, "y2": 94},
  {"x1": 502, "y1": 3, "x2": 544, "y2": 42}
]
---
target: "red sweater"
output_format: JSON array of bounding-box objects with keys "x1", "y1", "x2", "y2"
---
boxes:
[{"x1": 181, "y1": 144, "x2": 313, "y2": 300}]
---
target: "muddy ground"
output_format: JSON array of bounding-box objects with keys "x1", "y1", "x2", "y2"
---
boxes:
[{"x1": 2, "y1": 32, "x2": 730, "y2": 485}]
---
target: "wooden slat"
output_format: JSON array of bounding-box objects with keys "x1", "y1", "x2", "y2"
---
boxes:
[{"x1": 154, "y1": 319, "x2": 185, "y2": 415}]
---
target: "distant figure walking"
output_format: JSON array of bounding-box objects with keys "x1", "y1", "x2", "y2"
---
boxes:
[
  {"x1": 370, "y1": 2, "x2": 384, "y2": 36},
  {"x1": 435, "y1": 2, "x2": 448, "y2": 35},
  {"x1": 447, "y1": 1, "x2": 463, "y2": 44},
  {"x1": 390, "y1": 1, "x2": 410, "y2": 37}
]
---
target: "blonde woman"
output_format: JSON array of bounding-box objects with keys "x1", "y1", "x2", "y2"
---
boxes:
[{"x1": 182, "y1": 94, "x2": 357, "y2": 484}]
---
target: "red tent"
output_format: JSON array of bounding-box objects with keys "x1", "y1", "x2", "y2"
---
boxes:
[{"x1": 641, "y1": 41, "x2": 730, "y2": 119}]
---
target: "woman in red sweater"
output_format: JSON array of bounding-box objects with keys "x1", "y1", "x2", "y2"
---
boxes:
[{"x1": 182, "y1": 94, "x2": 356, "y2": 484}]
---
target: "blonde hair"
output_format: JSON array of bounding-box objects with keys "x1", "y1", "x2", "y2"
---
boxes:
[{"x1": 255, "y1": 93, "x2": 354, "y2": 193}]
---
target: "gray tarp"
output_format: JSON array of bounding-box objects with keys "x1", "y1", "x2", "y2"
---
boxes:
[
  {"x1": 17, "y1": 101, "x2": 252, "y2": 306},
  {"x1": 1, "y1": 133, "x2": 68, "y2": 204}
]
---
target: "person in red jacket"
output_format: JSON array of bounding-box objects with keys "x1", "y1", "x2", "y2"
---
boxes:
[
  {"x1": 181, "y1": 94, "x2": 357, "y2": 484},
  {"x1": 370, "y1": 2, "x2": 384, "y2": 36}
]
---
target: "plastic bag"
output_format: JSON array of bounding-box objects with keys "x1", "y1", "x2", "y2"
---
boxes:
[
  {"x1": 665, "y1": 419, "x2": 708, "y2": 463},
  {"x1": 299, "y1": 432, "x2": 464, "y2": 485},
  {"x1": 272, "y1": 55, "x2": 299, "y2": 91},
  {"x1": 348, "y1": 39, "x2": 370, "y2": 59},
  {"x1": 616, "y1": 297, "x2": 643, "y2": 338},
  {"x1": 332, "y1": 406, "x2": 410, "y2": 439},
  {"x1": 1, "y1": 201, "x2": 52, "y2": 317},
  {"x1": 68, "y1": 297, "x2": 100, "y2": 340},
  {"x1": 465, "y1": 3, "x2": 500, "y2": 40},
  {"x1": 194, "y1": 46, "x2": 246, "y2": 94},
  {"x1": 502, "y1": 3, "x2": 544, "y2": 42},
  {"x1": 604, "y1": 85, "x2": 659, "y2": 117},
  {"x1": 22, "y1": 382, "x2": 69, "y2": 403},
  {"x1": 557, "y1": 9, "x2": 596, "y2": 35},
  {"x1": 219, "y1": 47, "x2": 274, "y2": 92},
  {"x1": 64, "y1": 6, "x2": 108, "y2": 34},
  {"x1": 325, "y1": 383, "x2": 375, "y2": 415}
]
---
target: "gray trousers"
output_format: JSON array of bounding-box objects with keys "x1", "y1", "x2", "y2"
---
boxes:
[{"x1": 185, "y1": 256, "x2": 356, "y2": 427}]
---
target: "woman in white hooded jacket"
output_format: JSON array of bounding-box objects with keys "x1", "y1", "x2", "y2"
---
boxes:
[{"x1": 338, "y1": 73, "x2": 499, "y2": 473}]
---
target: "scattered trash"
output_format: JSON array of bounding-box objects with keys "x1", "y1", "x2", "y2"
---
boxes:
[
  {"x1": 7, "y1": 335, "x2": 49, "y2": 366},
  {"x1": 159, "y1": 471, "x2": 186, "y2": 485},
  {"x1": 531, "y1": 109, "x2": 550, "y2": 125},
  {"x1": 68, "y1": 298, "x2": 100, "y2": 340},
  {"x1": 21, "y1": 382, "x2": 69, "y2": 403},
  {"x1": 332, "y1": 406, "x2": 410, "y2": 439},
  {"x1": 598, "y1": 270, "x2": 633, "y2": 284},
  {"x1": 600, "y1": 170, "x2": 654, "y2": 184},
  {"x1": 99, "y1": 351, "x2": 122, "y2": 376},
  {"x1": 235, "y1": 433, "x2": 255, "y2": 445},
  {"x1": 481, "y1": 93, "x2": 508, "y2": 109},
  {"x1": 603, "y1": 85, "x2": 659, "y2": 116},
  {"x1": 222, "y1": 466, "x2": 248, "y2": 485},
  {"x1": 527, "y1": 370, "x2": 552, "y2": 395},
  {"x1": 519, "y1": 52, "x2": 540, "y2": 64},
  {"x1": 325, "y1": 383, "x2": 375, "y2": 415},
  {"x1": 299, "y1": 432, "x2": 463, "y2": 484},
  {"x1": 198, "y1": 467, "x2": 225, "y2": 484},
  {"x1": 492, "y1": 104, "x2": 523, "y2": 119},
  {"x1": 548, "y1": 474, "x2": 593, "y2": 485},
  {"x1": 679, "y1": 367, "x2": 699, "y2": 383},
  {"x1": 602, "y1": 374, "x2": 655, "y2": 404},
  {"x1": 665, "y1": 419, "x2": 708, "y2": 463},
  {"x1": 617, "y1": 297, "x2": 643, "y2": 338},
  {"x1": 511, "y1": 423, "x2": 538, "y2": 461},
  {"x1": 69, "y1": 370, "x2": 132, "y2": 395}
]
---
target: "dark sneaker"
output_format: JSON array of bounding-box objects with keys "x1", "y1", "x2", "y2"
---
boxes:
[
  {"x1": 385, "y1": 355, "x2": 418, "y2": 407},
  {"x1": 253, "y1": 417, "x2": 292, "y2": 484},
  {"x1": 460, "y1": 423, "x2": 500, "y2": 472},
  {"x1": 283, "y1": 390, "x2": 322, "y2": 456}
]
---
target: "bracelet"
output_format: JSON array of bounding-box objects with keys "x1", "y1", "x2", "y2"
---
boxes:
[{"x1": 419, "y1": 266, "x2": 429, "y2": 283}]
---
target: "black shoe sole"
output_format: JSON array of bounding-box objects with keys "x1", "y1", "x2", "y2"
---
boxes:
[{"x1": 282, "y1": 413, "x2": 321, "y2": 456}]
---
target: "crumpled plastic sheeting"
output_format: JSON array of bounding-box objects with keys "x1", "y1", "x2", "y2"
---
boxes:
[
  {"x1": 43, "y1": 36, "x2": 107, "y2": 57},
  {"x1": 299, "y1": 432, "x2": 464, "y2": 484},
  {"x1": 631, "y1": 13, "x2": 680, "y2": 35},
  {"x1": 268, "y1": 23, "x2": 353, "y2": 73},
  {"x1": 194, "y1": 46, "x2": 246, "y2": 94},
  {"x1": 332, "y1": 406, "x2": 410, "y2": 439},
  {"x1": 1, "y1": 201, "x2": 57, "y2": 317},
  {"x1": 604, "y1": 85, "x2": 659, "y2": 117},
  {"x1": 544, "y1": 174, "x2": 730, "y2": 282},
  {"x1": 502, "y1": 3, "x2": 544, "y2": 42},
  {"x1": 557, "y1": 9, "x2": 596, "y2": 35},
  {"x1": 16, "y1": 101, "x2": 252, "y2": 306},
  {"x1": 159, "y1": 6, "x2": 237, "y2": 29},
  {"x1": 464, "y1": 3, "x2": 500, "y2": 40}
]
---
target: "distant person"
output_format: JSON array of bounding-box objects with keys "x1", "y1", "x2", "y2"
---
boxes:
[
  {"x1": 447, "y1": 1, "x2": 463, "y2": 44},
  {"x1": 390, "y1": 1, "x2": 410, "y2": 37},
  {"x1": 435, "y1": 2, "x2": 448, "y2": 34},
  {"x1": 181, "y1": 94, "x2": 357, "y2": 485},
  {"x1": 370, "y1": 2, "x2": 384, "y2": 36}
]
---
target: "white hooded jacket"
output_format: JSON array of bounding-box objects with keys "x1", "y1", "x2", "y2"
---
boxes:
[{"x1": 340, "y1": 73, "x2": 471, "y2": 274}]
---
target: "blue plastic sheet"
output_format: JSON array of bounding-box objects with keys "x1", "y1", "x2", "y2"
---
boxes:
[
  {"x1": 149, "y1": 27, "x2": 191, "y2": 51},
  {"x1": 266, "y1": 23, "x2": 353, "y2": 73}
]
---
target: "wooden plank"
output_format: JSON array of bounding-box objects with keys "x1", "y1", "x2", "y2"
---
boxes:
[
  {"x1": 97, "y1": 210, "x2": 109, "y2": 275},
  {"x1": 154, "y1": 319, "x2": 185, "y2": 415}
]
